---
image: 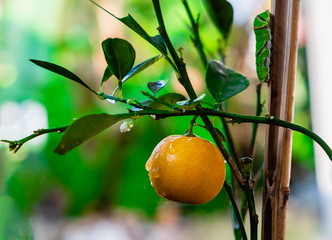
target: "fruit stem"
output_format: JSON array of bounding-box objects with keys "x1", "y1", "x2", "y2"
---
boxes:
[{"x1": 185, "y1": 115, "x2": 198, "y2": 137}]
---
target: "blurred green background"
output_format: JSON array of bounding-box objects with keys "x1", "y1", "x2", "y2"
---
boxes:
[{"x1": 0, "y1": 0, "x2": 315, "y2": 239}]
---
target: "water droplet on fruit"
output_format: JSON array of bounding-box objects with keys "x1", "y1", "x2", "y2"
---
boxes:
[{"x1": 151, "y1": 167, "x2": 160, "y2": 178}]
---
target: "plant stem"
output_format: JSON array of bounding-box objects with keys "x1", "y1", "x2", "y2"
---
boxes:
[
  {"x1": 245, "y1": 187, "x2": 258, "y2": 240},
  {"x1": 181, "y1": 0, "x2": 208, "y2": 67},
  {"x1": 151, "y1": 4, "x2": 248, "y2": 238},
  {"x1": 249, "y1": 83, "x2": 263, "y2": 158},
  {"x1": 3, "y1": 109, "x2": 332, "y2": 162},
  {"x1": 180, "y1": 5, "x2": 247, "y2": 237},
  {"x1": 224, "y1": 182, "x2": 248, "y2": 240},
  {"x1": 152, "y1": 0, "x2": 197, "y2": 100}
]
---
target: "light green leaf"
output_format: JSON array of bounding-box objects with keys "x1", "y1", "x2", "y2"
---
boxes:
[
  {"x1": 205, "y1": 60, "x2": 249, "y2": 102},
  {"x1": 54, "y1": 114, "x2": 126, "y2": 155},
  {"x1": 102, "y1": 38, "x2": 136, "y2": 80}
]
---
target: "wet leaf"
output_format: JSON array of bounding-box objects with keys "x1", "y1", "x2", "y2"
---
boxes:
[{"x1": 54, "y1": 114, "x2": 126, "y2": 155}]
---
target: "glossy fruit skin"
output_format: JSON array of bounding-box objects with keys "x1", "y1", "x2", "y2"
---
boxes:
[{"x1": 146, "y1": 135, "x2": 226, "y2": 205}]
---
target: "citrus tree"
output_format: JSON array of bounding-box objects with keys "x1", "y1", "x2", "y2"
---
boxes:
[{"x1": 1, "y1": 0, "x2": 331, "y2": 239}]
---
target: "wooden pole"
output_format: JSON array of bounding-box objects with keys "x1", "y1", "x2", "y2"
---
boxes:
[{"x1": 262, "y1": 0, "x2": 300, "y2": 239}]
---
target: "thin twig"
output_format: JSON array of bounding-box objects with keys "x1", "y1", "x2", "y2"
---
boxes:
[
  {"x1": 1, "y1": 126, "x2": 68, "y2": 153},
  {"x1": 181, "y1": 0, "x2": 208, "y2": 67}
]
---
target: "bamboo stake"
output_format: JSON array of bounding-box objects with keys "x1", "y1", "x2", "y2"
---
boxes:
[{"x1": 262, "y1": 0, "x2": 301, "y2": 239}]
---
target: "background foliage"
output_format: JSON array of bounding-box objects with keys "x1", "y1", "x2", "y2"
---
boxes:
[{"x1": 0, "y1": 0, "x2": 314, "y2": 239}]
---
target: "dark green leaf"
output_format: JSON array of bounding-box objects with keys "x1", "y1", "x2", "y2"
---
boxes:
[
  {"x1": 203, "y1": 0, "x2": 233, "y2": 39},
  {"x1": 54, "y1": 114, "x2": 126, "y2": 155},
  {"x1": 148, "y1": 93, "x2": 186, "y2": 110},
  {"x1": 30, "y1": 59, "x2": 96, "y2": 94},
  {"x1": 205, "y1": 60, "x2": 249, "y2": 102},
  {"x1": 147, "y1": 80, "x2": 168, "y2": 95},
  {"x1": 123, "y1": 55, "x2": 162, "y2": 82},
  {"x1": 102, "y1": 38, "x2": 136, "y2": 80},
  {"x1": 113, "y1": 55, "x2": 163, "y2": 94},
  {"x1": 101, "y1": 67, "x2": 113, "y2": 85},
  {"x1": 90, "y1": 1, "x2": 168, "y2": 55},
  {"x1": 214, "y1": 127, "x2": 226, "y2": 142}
]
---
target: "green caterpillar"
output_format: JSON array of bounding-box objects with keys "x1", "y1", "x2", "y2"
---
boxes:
[{"x1": 254, "y1": 10, "x2": 271, "y2": 83}]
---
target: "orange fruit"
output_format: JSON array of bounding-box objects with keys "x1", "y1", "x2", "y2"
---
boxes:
[{"x1": 146, "y1": 135, "x2": 226, "y2": 205}]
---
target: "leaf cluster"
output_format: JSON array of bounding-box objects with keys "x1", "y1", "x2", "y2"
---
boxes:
[{"x1": 6, "y1": 0, "x2": 249, "y2": 156}]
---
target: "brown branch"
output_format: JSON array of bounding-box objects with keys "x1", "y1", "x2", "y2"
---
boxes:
[{"x1": 262, "y1": 0, "x2": 301, "y2": 239}]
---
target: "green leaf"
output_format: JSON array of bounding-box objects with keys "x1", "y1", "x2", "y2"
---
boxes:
[
  {"x1": 90, "y1": 1, "x2": 168, "y2": 55},
  {"x1": 123, "y1": 55, "x2": 162, "y2": 82},
  {"x1": 205, "y1": 60, "x2": 249, "y2": 102},
  {"x1": 148, "y1": 93, "x2": 186, "y2": 110},
  {"x1": 30, "y1": 59, "x2": 96, "y2": 94},
  {"x1": 102, "y1": 38, "x2": 136, "y2": 80},
  {"x1": 147, "y1": 80, "x2": 168, "y2": 95},
  {"x1": 54, "y1": 114, "x2": 126, "y2": 155},
  {"x1": 203, "y1": 0, "x2": 233, "y2": 39},
  {"x1": 214, "y1": 127, "x2": 226, "y2": 142},
  {"x1": 101, "y1": 67, "x2": 113, "y2": 85},
  {"x1": 112, "y1": 55, "x2": 163, "y2": 94},
  {"x1": 151, "y1": 35, "x2": 167, "y2": 54},
  {"x1": 176, "y1": 94, "x2": 206, "y2": 110}
]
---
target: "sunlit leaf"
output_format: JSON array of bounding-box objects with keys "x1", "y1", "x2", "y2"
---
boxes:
[
  {"x1": 147, "y1": 80, "x2": 168, "y2": 95},
  {"x1": 102, "y1": 38, "x2": 136, "y2": 80},
  {"x1": 203, "y1": 0, "x2": 233, "y2": 39},
  {"x1": 54, "y1": 114, "x2": 126, "y2": 155},
  {"x1": 30, "y1": 59, "x2": 96, "y2": 94},
  {"x1": 205, "y1": 60, "x2": 249, "y2": 103}
]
